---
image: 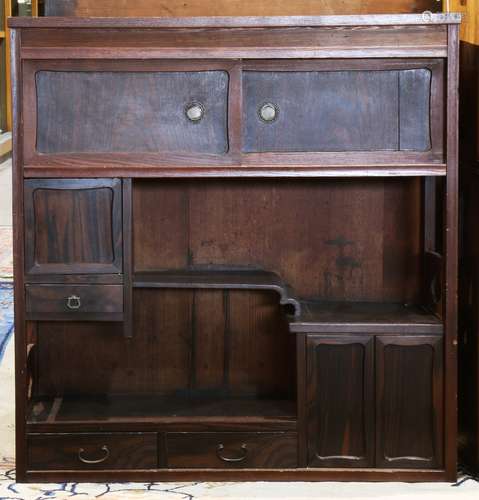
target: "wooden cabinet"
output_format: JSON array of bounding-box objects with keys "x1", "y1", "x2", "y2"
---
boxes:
[
  {"x1": 376, "y1": 336, "x2": 444, "y2": 469},
  {"x1": 24, "y1": 179, "x2": 123, "y2": 276},
  {"x1": 305, "y1": 334, "x2": 443, "y2": 469},
  {"x1": 10, "y1": 13, "x2": 459, "y2": 483}
]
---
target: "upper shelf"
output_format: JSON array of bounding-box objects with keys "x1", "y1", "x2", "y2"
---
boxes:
[{"x1": 133, "y1": 269, "x2": 301, "y2": 316}]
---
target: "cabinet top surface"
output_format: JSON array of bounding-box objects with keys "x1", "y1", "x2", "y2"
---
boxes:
[{"x1": 8, "y1": 12, "x2": 461, "y2": 29}]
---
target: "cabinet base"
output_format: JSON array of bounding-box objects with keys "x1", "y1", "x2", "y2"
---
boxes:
[{"x1": 21, "y1": 468, "x2": 454, "y2": 483}]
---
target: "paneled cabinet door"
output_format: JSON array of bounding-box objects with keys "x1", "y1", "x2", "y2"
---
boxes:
[
  {"x1": 24, "y1": 179, "x2": 123, "y2": 275},
  {"x1": 306, "y1": 335, "x2": 374, "y2": 467},
  {"x1": 376, "y1": 336, "x2": 444, "y2": 469}
]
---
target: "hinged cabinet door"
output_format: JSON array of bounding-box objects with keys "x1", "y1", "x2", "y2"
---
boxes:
[
  {"x1": 306, "y1": 335, "x2": 374, "y2": 467},
  {"x1": 24, "y1": 178, "x2": 123, "y2": 275},
  {"x1": 376, "y1": 336, "x2": 444, "y2": 469}
]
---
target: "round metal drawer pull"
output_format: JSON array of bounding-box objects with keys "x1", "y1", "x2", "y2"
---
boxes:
[
  {"x1": 66, "y1": 295, "x2": 81, "y2": 310},
  {"x1": 78, "y1": 445, "x2": 110, "y2": 464},
  {"x1": 185, "y1": 102, "x2": 205, "y2": 122},
  {"x1": 216, "y1": 443, "x2": 248, "y2": 463},
  {"x1": 259, "y1": 102, "x2": 279, "y2": 123}
]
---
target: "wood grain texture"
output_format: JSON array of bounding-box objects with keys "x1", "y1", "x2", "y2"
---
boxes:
[
  {"x1": 23, "y1": 468, "x2": 451, "y2": 483},
  {"x1": 289, "y1": 302, "x2": 443, "y2": 334},
  {"x1": 24, "y1": 179, "x2": 123, "y2": 275},
  {"x1": 36, "y1": 70, "x2": 229, "y2": 154},
  {"x1": 444, "y1": 23, "x2": 459, "y2": 481},
  {"x1": 12, "y1": 14, "x2": 458, "y2": 29},
  {"x1": 306, "y1": 335, "x2": 374, "y2": 468},
  {"x1": 376, "y1": 336, "x2": 444, "y2": 469},
  {"x1": 10, "y1": 12, "x2": 460, "y2": 482},
  {"x1": 133, "y1": 270, "x2": 300, "y2": 316},
  {"x1": 27, "y1": 395, "x2": 296, "y2": 430},
  {"x1": 166, "y1": 432, "x2": 297, "y2": 468},
  {"x1": 42, "y1": 0, "x2": 444, "y2": 18},
  {"x1": 243, "y1": 69, "x2": 431, "y2": 153},
  {"x1": 35, "y1": 289, "x2": 293, "y2": 399},
  {"x1": 18, "y1": 24, "x2": 449, "y2": 61},
  {"x1": 20, "y1": 57, "x2": 445, "y2": 175},
  {"x1": 11, "y1": 27, "x2": 28, "y2": 483},
  {"x1": 28, "y1": 433, "x2": 158, "y2": 470},
  {"x1": 133, "y1": 179, "x2": 423, "y2": 303},
  {"x1": 25, "y1": 284, "x2": 123, "y2": 315}
]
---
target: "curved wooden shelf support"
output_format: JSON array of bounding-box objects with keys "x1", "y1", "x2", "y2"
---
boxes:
[{"x1": 133, "y1": 269, "x2": 302, "y2": 317}]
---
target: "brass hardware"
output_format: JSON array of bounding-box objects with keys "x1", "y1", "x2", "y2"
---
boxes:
[
  {"x1": 216, "y1": 443, "x2": 248, "y2": 463},
  {"x1": 78, "y1": 445, "x2": 110, "y2": 464},
  {"x1": 66, "y1": 295, "x2": 81, "y2": 310},
  {"x1": 185, "y1": 102, "x2": 205, "y2": 122},
  {"x1": 259, "y1": 103, "x2": 279, "y2": 123},
  {"x1": 422, "y1": 10, "x2": 433, "y2": 22}
]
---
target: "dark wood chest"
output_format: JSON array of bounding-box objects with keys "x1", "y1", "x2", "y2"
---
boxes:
[{"x1": 9, "y1": 12, "x2": 460, "y2": 482}]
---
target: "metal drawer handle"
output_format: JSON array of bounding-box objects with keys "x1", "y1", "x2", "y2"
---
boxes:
[
  {"x1": 259, "y1": 102, "x2": 279, "y2": 123},
  {"x1": 66, "y1": 295, "x2": 81, "y2": 310},
  {"x1": 216, "y1": 443, "x2": 248, "y2": 463},
  {"x1": 78, "y1": 445, "x2": 110, "y2": 464},
  {"x1": 185, "y1": 102, "x2": 205, "y2": 122}
]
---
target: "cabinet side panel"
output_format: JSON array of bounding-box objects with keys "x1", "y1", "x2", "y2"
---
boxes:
[{"x1": 11, "y1": 27, "x2": 27, "y2": 481}]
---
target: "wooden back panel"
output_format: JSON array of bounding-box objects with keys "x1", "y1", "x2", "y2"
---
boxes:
[{"x1": 133, "y1": 178, "x2": 423, "y2": 303}]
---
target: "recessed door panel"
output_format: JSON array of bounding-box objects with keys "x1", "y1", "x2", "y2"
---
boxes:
[
  {"x1": 243, "y1": 68, "x2": 432, "y2": 153},
  {"x1": 36, "y1": 71, "x2": 229, "y2": 154},
  {"x1": 306, "y1": 335, "x2": 374, "y2": 467},
  {"x1": 24, "y1": 179, "x2": 123, "y2": 275},
  {"x1": 376, "y1": 335, "x2": 444, "y2": 469}
]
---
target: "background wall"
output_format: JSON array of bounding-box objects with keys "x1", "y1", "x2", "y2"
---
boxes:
[{"x1": 44, "y1": 0, "x2": 443, "y2": 17}]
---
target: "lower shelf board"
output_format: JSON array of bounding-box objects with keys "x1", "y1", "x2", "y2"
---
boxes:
[
  {"x1": 288, "y1": 301, "x2": 443, "y2": 334},
  {"x1": 27, "y1": 395, "x2": 297, "y2": 431}
]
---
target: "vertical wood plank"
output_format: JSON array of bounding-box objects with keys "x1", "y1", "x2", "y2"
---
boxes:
[
  {"x1": 424, "y1": 178, "x2": 437, "y2": 252},
  {"x1": 11, "y1": 27, "x2": 27, "y2": 481},
  {"x1": 123, "y1": 178, "x2": 133, "y2": 338},
  {"x1": 445, "y1": 23, "x2": 460, "y2": 481},
  {"x1": 227, "y1": 63, "x2": 242, "y2": 160},
  {"x1": 194, "y1": 290, "x2": 226, "y2": 390},
  {"x1": 296, "y1": 332, "x2": 307, "y2": 468}
]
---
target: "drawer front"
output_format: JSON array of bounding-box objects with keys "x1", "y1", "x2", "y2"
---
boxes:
[
  {"x1": 243, "y1": 68, "x2": 433, "y2": 153},
  {"x1": 26, "y1": 284, "x2": 123, "y2": 315},
  {"x1": 28, "y1": 433, "x2": 158, "y2": 470},
  {"x1": 36, "y1": 70, "x2": 229, "y2": 154},
  {"x1": 167, "y1": 432, "x2": 298, "y2": 469}
]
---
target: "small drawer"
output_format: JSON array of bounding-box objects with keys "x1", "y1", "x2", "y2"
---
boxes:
[
  {"x1": 26, "y1": 284, "x2": 123, "y2": 317},
  {"x1": 28, "y1": 432, "x2": 158, "y2": 470},
  {"x1": 167, "y1": 432, "x2": 297, "y2": 469}
]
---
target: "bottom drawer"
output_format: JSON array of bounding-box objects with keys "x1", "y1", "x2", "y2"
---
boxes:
[
  {"x1": 28, "y1": 433, "x2": 158, "y2": 470},
  {"x1": 167, "y1": 432, "x2": 297, "y2": 469}
]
